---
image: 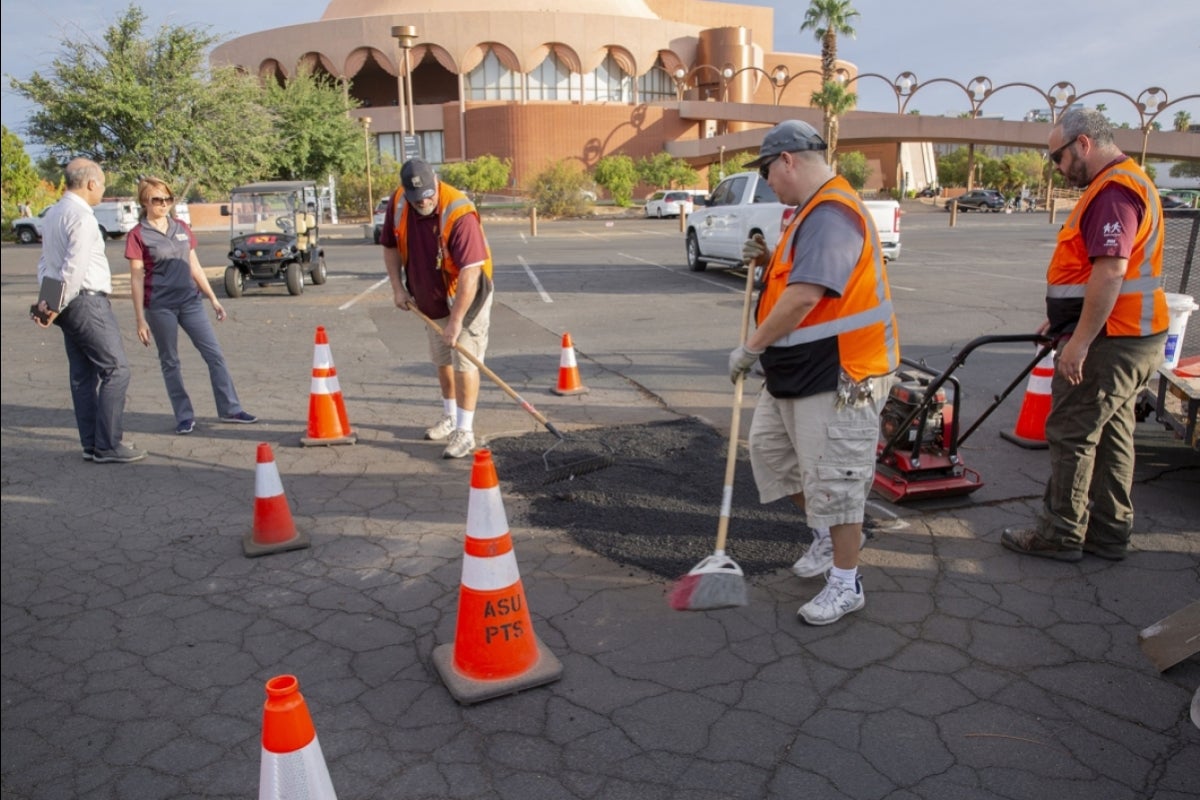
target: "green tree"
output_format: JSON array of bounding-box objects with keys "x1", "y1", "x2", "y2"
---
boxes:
[
  {"x1": 529, "y1": 159, "x2": 592, "y2": 216},
  {"x1": 800, "y1": 0, "x2": 859, "y2": 85},
  {"x1": 635, "y1": 152, "x2": 699, "y2": 190},
  {"x1": 1174, "y1": 111, "x2": 1192, "y2": 132},
  {"x1": 1170, "y1": 160, "x2": 1200, "y2": 180},
  {"x1": 810, "y1": 80, "x2": 856, "y2": 164},
  {"x1": 263, "y1": 65, "x2": 362, "y2": 182},
  {"x1": 1, "y1": 126, "x2": 41, "y2": 204},
  {"x1": 712, "y1": 150, "x2": 755, "y2": 189},
  {"x1": 592, "y1": 154, "x2": 638, "y2": 206},
  {"x1": 438, "y1": 154, "x2": 512, "y2": 203},
  {"x1": 836, "y1": 150, "x2": 869, "y2": 191},
  {"x1": 9, "y1": 4, "x2": 273, "y2": 198}
]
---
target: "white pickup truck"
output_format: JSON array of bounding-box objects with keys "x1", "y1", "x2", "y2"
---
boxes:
[
  {"x1": 11, "y1": 199, "x2": 141, "y2": 244},
  {"x1": 685, "y1": 171, "x2": 901, "y2": 273}
]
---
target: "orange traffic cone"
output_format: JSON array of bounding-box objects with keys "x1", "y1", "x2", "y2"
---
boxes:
[
  {"x1": 301, "y1": 326, "x2": 357, "y2": 447},
  {"x1": 432, "y1": 450, "x2": 563, "y2": 704},
  {"x1": 1000, "y1": 350, "x2": 1054, "y2": 449},
  {"x1": 257, "y1": 675, "x2": 338, "y2": 800},
  {"x1": 244, "y1": 442, "x2": 310, "y2": 557},
  {"x1": 551, "y1": 332, "x2": 589, "y2": 395}
]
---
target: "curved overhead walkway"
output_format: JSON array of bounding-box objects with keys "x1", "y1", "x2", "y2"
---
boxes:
[{"x1": 666, "y1": 101, "x2": 1200, "y2": 163}]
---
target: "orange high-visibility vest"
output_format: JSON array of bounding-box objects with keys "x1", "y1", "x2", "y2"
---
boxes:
[
  {"x1": 1046, "y1": 157, "x2": 1166, "y2": 337},
  {"x1": 392, "y1": 182, "x2": 494, "y2": 303},
  {"x1": 757, "y1": 175, "x2": 900, "y2": 382}
]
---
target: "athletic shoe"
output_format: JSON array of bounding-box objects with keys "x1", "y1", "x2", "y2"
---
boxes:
[
  {"x1": 424, "y1": 414, "x2": 455, "y2": 441},
  {"x1": 442, "y1": 429, "x2": 476, "y2": 459},
  {"x1": 797, "y1": 575, "x2": 865, "y2": 626},
  {"x1": 82, "y1": 448, "x2": 95, "y2": 461},
  {"x1": 220, "y1": 411, "x2": 258, "y2": 424},
  {"x1": 176, "y1": 418, "x2": 196, "y2": 435},
  {"x1": 791, "y1": 531, "x2": 868, "y2": 578},
  {"x1": 92, "y1": 444, "x2": 147, "y2": 464}
]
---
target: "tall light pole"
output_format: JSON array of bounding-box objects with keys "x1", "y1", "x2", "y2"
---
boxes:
[
  {"x1": 391, "y1": 25, "x2": 419, "y2": 159},
  {"x1": 361, "y1": 116, "x2": 373, "y2": 217}
]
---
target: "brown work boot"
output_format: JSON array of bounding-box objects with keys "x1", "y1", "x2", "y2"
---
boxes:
[{"x1": 1000, "y1": 528, "x2": 1082, "y2": 562}]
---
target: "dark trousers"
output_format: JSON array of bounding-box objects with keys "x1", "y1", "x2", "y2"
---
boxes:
[
  {"x1": 1039, "y1": 332, "x2": 1166, "y2": 548},
  {"x1": 56, "y1": 294, "x2": 132, "y2": 452}
]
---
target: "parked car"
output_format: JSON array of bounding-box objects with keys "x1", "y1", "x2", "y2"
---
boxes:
[
  {"x1": 948, "y1": 189, "x2": 1006, "y2": 212},
  {"x1": 644, "y1": 190, "x2": 695, "y2": 218},
  {"x1": 1161, "y1": 188, "x2": 1198, "y2": 209},
  {"x1": 372, "y1": 197, "x2": 390, "y2": 244}
]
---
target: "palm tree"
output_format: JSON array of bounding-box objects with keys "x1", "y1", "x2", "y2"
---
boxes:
[
  {"x1": 810, "y1": 81, "x2": 856, "y2": 166},
  {"x1": 1174, "y1": 110, "x2": 1192, "y2": 132},
  {"x1": 800, "y1": 0, "x2": 860, "y2": 84},
  {"x1": 801, "y1": 0, "x2": 860, "y2": 162}
]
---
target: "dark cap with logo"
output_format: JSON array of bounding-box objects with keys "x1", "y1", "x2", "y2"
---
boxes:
[
  {"x1": 745, "y1": 120, "x2": 827, "y2": 168},
  {"x1": 401, "y1": 159, "x2": 437, "y2": 204}
]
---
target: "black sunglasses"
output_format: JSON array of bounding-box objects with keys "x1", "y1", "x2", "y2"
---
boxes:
[
  {"x1": 1049, "y1": 136, "x2": 1079, "y2": 166},
  {"x1": 758, "y1": 155, "x2": 780, "y2": 180}
]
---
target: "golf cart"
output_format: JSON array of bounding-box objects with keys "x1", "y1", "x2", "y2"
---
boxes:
[{"x1": 221, "y1": 181, "x2": 327, "y2": 297}]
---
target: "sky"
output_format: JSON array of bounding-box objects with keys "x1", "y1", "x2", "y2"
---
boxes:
[{"x1": 3, "y1": 0, "x2": 1198, "y2": 143}]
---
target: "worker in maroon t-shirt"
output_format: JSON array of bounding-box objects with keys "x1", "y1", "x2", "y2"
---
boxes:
[{"x1": 380, "y1": 159, "x2": 494, "y2": 459}]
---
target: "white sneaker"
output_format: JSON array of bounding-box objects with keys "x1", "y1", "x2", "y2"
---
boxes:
[
  {"x1": 791, "y1": 532, "x2": 867, "y2": 578},
  {"x1": 424, "y1": 415, "x2": 455, "y2": 441},
  {"x1": 797, "y1": 575, "x2": 864, "y2": 626},
  {"x1": 442, "y1": 429, "x2": 476, "y2": 459}
]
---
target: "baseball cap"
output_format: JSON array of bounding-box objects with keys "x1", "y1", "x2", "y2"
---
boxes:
[
  {"x1": 401, "y1": 159, "x2": 437, "y2": 204},
  {"x1": 745, "y1": 120, "x2": 827, "y2": 168}
]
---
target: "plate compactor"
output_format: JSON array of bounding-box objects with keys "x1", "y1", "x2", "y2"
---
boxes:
[{"x1": 873, "y1": 334, "x2": 1055, "y2": 503}]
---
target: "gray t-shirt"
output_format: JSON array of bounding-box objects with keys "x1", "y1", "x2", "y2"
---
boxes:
[{"x1": 784, "y1": 202, "x2": 865, "y2": 297}]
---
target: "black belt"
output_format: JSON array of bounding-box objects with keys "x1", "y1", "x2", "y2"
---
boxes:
[{"x1": 77, "y1": 289, "x2": 109, "y2": 297}]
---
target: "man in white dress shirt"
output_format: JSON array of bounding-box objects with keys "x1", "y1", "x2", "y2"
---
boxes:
[{"x1": 34, "y1": 158, "x2": 144, "y2": 463}]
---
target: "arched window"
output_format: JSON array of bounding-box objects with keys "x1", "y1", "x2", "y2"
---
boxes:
[
  {"x1": 466, "y1": 49, "x2": 519, "y2": 101},
  {"x1": 529, "y1": 51, "x2": 572, "y2": 101},
  {"x1": 638, "y1": 57, "x2": 675, "y2": 101},
  {"x1": 583, "y1": 54, "x2": 631, "y2": 103}
]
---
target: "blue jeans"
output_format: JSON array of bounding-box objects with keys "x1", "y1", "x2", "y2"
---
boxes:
[
  {"x1": 56, "y1": 294, "x2": 132, "y2": 452},
  {"x1": 145, "y1": 298, "x2": 242, "y2": 423}
]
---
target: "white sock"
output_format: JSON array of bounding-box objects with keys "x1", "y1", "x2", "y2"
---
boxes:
[
  {"x1": 442, "y1": 398, "x2": 457, "y2": 418},
  {"x1": 830, "y1": 565, "x2": 858, "y2": 587},
  {"x1": 457, "y1": 408, "x2": 475, "y2": 433},
  {"x1": 812, "y1": 527, "x2": 830, "y2": 541}
]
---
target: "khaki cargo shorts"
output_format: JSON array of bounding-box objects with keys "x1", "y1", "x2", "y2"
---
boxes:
[
  {"x1": 747, "y1": 378, "x2": 889, "y2": 530},
  {"x1": 425, "y1": 293, "x2": 492, "y2": 372}
]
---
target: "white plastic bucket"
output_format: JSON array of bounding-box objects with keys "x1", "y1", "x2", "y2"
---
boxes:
[{"x1": 1163, "y1": 292, "x2": 1198, "y2": 369}]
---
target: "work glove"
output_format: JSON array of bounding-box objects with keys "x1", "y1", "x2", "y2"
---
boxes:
[
  {"x1": 728, "y1": 343, "x2": 765, "y2": 384},
  {"x1": 741, "y1": 233, "x2": 768, "y2": 266}
]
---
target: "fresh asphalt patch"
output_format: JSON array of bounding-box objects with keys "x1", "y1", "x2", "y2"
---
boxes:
[{"x1": 487, "y1": 417, "x2": 817, "y2": 579}]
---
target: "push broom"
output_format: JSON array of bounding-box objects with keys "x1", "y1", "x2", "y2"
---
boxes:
[
  {"x1": 667, "y1": 260, "x2": 756, "y2": 611},
  {"x1": 408, "y1": 307, "x2": 613, "y2": 483}
]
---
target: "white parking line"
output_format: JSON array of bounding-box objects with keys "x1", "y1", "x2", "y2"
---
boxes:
[
  {"x1": 619, "y1": 252, "x2": 742, "y2": 292},
  {"x1": 517, "y1": 255, "x2": 553, "y2": 303},
  {"x1": 339, "y1": 277, "x2": 391, "y2": 311}
]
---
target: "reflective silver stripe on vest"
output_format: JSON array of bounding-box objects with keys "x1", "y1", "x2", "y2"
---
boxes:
[
  {"x1": 1046, "y1": 274, "x2": 1163, "y2": 299},
  {"x1": 441, "y1": 196, "x2": 474, "y2": 227},
  {"x1": 772, "y1": 301, "x2": 896, "y2": 347}
]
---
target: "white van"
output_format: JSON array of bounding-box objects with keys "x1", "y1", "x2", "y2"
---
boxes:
[{"x1": 94, "y1": 199, "x2": 140, "y2": 239}]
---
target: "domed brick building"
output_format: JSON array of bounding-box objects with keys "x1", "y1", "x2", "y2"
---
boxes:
[{"x1": 210, "y1": 0, "x2": 844, "y2": 185}]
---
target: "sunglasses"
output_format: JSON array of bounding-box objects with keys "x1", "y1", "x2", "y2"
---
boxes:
[
  {"x1": 758, "y1": 155, "x2": 780, "y2": 180},
  {"x1": 148, "y1": 196, "x2": 174, "y2": 206},
  {"x1": 1049, "y1": 136, "x2": 1079, "y2": 166}
]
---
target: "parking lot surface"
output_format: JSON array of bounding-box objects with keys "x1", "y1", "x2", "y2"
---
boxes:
[{"x1": 2, "y1": 207, "x2": 1197, "y2": 799}]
